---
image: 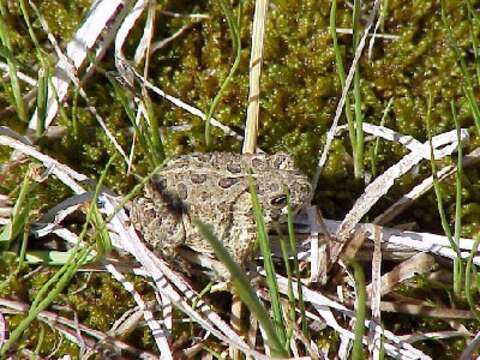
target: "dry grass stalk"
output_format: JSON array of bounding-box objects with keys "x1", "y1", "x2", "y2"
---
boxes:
[
  {"x1": 380, "y1": 301, "x2": 473, "y2": 319},
  {"x1": 0, "y1": 297, "x2": 156, "y2": 358},
  {"x1": 328, "y1": 129, "x2": 467, "y2": 273},
  {"x1": 368, "y1": 225, "x2": 382, "y2": 359},
  {"x1": 28, "y1": 0, "x2": 125, "y2": 131},
  {"x1": 366, "y1": 252, "x2": 436, "y2": 298},
  {"x1": 229, "y1": 293, "x2": 242, "y2": 360},
  {"x1": 242, "y1": 0, "x2": 268, "y2": 154},
  {"x1": 375, "y1": 147, "x2": 480, "y2": 225}
]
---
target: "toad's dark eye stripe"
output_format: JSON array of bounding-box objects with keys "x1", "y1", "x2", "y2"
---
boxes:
[
  {"x1": 273, "y1": 154, "x2": 288, "y2": 169},
  {"x1": 270, "y1": 195, "x2": 287, "y2": 206}
]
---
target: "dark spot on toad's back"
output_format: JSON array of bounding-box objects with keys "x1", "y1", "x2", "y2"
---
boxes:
[
  {"x1": 192, "y1": 153, "x2": 210, "y2": 162},
  {"x1": 218, "y1": 177, "x2": 240, "y2": 189},
  {"x1": 191, "y1": 173, "x2": 207, "y2": 184},
  {"x1": 227, "y1": 163, "x2": 242, "y2": 174},
  {"x1": 251, "y1": 157, "x2": 264, "y2": 168}
]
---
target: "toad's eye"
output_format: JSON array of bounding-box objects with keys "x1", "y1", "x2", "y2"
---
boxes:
[{"x1": 270, "y1": 195, "x2": 287, "y2": 207}]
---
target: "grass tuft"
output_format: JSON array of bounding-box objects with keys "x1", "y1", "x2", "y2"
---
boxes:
[
  {"x1": 0, "y1": 155, "x2": 115, "y2": 356},
  {"x1": 350, "y1": 260, "x2": 366, "y2": 360},
  {"x1": 0, "y1": 169, "x2": 33, "y2": 249},
  {"x1": 0, "y1": 1, "x2": 27, "y2": 122}
]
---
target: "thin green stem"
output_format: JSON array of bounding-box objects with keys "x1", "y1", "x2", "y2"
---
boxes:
[
  {"x1": 1, "y1": 156, "x2": 116, "y2": 356},
  {"x1": 248, "y1": 175, "x2": 287, "y2": 349},
  {"x1": 278, "y1": 234, "x2": 295, "y2": 341},
  {"x1": 452, "y1": 100, "x2": 464, "y2": 295},
  {"x1": 426, "y1": 92, "x2": 462, "y2": 262},
  {"x1": 205, "y1": 0, "x2": 243, "y2": 148},
  {"x1": 441, "y1": 0, "x2": 480, "y2": 135},
  {"x1": 352, "y1": 0, "x2": 364, "y2": 179},
  {"x1": 0, "y1": 1, "x2": 27, "y2": 122},
  {"x1": 351, "y1": 260, "x2": 366, "y2": 360},
  {"x1": 287, "y1": 190, "x2": 308, "y2": 338},
  {"x1": 465, "y1": 0, "x2": 480, "y2": 86},
  {"x1": 194, "y1": 220, "x2": 288, "y2": 358},
  {"x1": 143, "y1": 92, "x2": 165, "y2": 165},
  {"x1": 465, "y1": 235, "x2": 480, "y2": 321},
  {"x1": 371, "y1": 98, "x2": 393, "y2": 178},
  {"x1": 330, "y1": 0, "x2": 357, "y2": 176}
]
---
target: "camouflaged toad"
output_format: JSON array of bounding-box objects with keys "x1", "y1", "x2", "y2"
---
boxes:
[{"x1": 130, "y1": 152, "x2": 312, "y2": 265}]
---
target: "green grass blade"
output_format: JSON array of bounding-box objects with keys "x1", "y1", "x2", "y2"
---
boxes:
[
  {"x1": 18, "y1": 0, "x2": 43, "y2": 51},
  {"x1": 18, "y1": 0, "x2": 51, "y2": 136},
  {"x1": 91, "y1": 204, "x2": 112, "y2": 257},
  {"x1": 465, "y1": 235, "x2": 480, "y2": 321},
  {"x1": 0, "y1": 2, "x2": 27, "y2": 122},
  {"x1": 194, "y1": 220, "x2": 288, "y2": 358},
  {"x1": 248, "y1": 175, "x2": 287, "y2": 349},
  {"x1": 28, "y1": 154, "x2": 114, "y2": 309},
  {"x1": 351, "y1": 260, "x2": 366, "y2": 360},
  {"x1": 426, "y1": 93, "x2": 463, "y2": 263},
  {"x1": 278, "y1": 233, "x2": 295, "y2": 341},
  {"x1": 0, "y1": 172, "x2": 33, "y2": 247},
  {"x1": 25, "y1": 249, "x2": 96, "y2": 265},
  {"x1": 17, "y1": 223, "x2": 29, "y2": 271},
  {"x1": 192, "y1": 281, "x2": 214, "y2": 310},
  {"x1": 463, "y1": 85, "x2": 480, "y2": 135},
  {"x1": 142, "y1": 92, "x2": 165, "y2": 165},
  {"x1": 107, "y1": 74, "x2": 158, "y2": 169},
  {"x1": 452, "y1": 100, "x2": 464, "y2": 295},
  {"x1": 205, "y1": 0, "x2": 243, "y2": 148},
  {"x1": 1, "y1": 245, "x2": 93, "y2": 356},
  {"x1": 0, "y1": 156, "x2": 115, "y2": 355},
  {"x1": 286, "y1": 191, "x2": 308, "y2": 338},
  {"x1": 36, "y1": 67, "x2": 48, "y2": 137},
  {"x1": 0, "y1": 44, "x2": 22, "y2": 67},
  {"x1": 33, "y1": 323, "x2": 45, "y2": 358},
  {"x1": 465, "y1": 0, "x2": 480, "y2": 86},
  {"x1": 440, "y1": 0, "x2": 480, "y2": 134},
  {"x1": 329, "y1": 0, "x2": 357, "y2": 174},
  {"x1": 352, "y1": 0, "x2": 364, "y2": 179},
  {"x1": 371, "y1": 98, "x2": 393, "y2": 178}
]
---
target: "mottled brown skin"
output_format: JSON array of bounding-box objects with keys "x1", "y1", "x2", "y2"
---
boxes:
[{"x1": 130, "y1": 152, "x2": 312, "y2": 266}]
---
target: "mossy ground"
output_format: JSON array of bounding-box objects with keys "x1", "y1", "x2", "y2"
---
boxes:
[{"x1": 0, "y1": 0, "x2": 480, "y2": 358}]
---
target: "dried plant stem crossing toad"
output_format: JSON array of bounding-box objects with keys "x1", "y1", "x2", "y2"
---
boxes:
[{"x1": 130, "y1": 152, "x2": 312, "y2": 268}]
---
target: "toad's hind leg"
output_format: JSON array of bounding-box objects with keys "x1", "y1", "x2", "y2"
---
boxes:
[{"x1": 130, "y1": 196, "x2": 185, "y2": 260}]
